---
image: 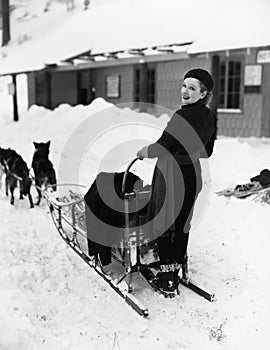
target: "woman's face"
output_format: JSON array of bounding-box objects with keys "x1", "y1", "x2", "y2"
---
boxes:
[{"x1": 181, "y1": 77, "x2": 207, "y2": 105}]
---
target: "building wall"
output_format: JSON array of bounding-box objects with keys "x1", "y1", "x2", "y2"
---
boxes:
[
  {"x1": 77, "y1": 69, "x2": 98, "y2": 104},
  {"x1": 29, "y1": 45, "x2": 270, "y2": 137},
  {"x1": 27, "y1": 72, "x2": 36, "y2": 107},
  {"x1": 213, "y1": 47, "x2": 264, "y2": 137},
  {"x1": 217, "y1": 98, "x2": 263, "y2": 137},
  {"x1": 92, "y1": 65, "x2": 134, "y2": 106},
  {"x1": 31, "y1": 70, "x2": 78, "y2": 109},
  {"x1": 51, "y1": 71, "x2": 78, "y2": 108},
  {"x1": 87, "y1": 56, "x2": 210, "y2": 116},
  {"x1": 261, "y1": 60, "x2": 270, "y2": 137},
  {"x1": 34, "y1": 71, "x2": 51, "y2": 108},
  {"x1": 155, "y1": 56, "x2": 210, "y2": 114}
]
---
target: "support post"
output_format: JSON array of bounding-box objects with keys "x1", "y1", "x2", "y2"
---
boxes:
[{"x1": 12, "y1": 74, "x2": 19, "y2": 122}]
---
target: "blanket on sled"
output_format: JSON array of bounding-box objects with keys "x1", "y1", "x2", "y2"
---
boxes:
[
  {"x1": 216, "y1": 169, "x2": 270, "y2": 198},
  {"x1": 84, "y1": 171, "x2": 143, "y2": 266}
]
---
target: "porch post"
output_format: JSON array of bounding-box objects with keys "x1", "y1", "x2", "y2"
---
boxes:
[{"x1": 12, "y1": 74, "x2": 19, "y2": 122}]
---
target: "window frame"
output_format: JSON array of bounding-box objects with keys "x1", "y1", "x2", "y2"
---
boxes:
[
  {"x1": 147, "y1": 68, "x2": 156, "y2": 104},
  {"x1": 134, "y1": 66, "x2": 156, "y2": 105},
  {"x1": 217, "y1": 57, "x2": 244, "y2": 111},
  {"x1": 134, "y1": 68, "x2": 141, "y2": 103}
]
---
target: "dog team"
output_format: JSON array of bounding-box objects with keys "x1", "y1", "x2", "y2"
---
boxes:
[{"x1": 0, "y1": 141, "x2": 57, "y2": 208}]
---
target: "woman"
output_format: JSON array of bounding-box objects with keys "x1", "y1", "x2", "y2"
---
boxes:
[{"x1": 137, "y1": 68, "x2": 217, "y2": 296}]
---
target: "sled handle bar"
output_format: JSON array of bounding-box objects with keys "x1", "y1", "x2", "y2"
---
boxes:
[{"x1": 121, "y1": 157, "x2": 142, "y2": 195}]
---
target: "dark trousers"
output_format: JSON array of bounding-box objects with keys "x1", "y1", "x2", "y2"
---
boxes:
[{"x1": 157, "y1": 162, "x2": 202, "y2": 264}]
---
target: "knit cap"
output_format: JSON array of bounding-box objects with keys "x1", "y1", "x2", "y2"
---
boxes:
[{"x1": 184, "y1": 68, "x2": 214, "y2": 92}]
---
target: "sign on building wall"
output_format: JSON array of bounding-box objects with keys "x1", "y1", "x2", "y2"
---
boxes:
[
  {"x1": 8, "y1": 83, "x2": 15, "y2": 95},
  {"x1": 106, "y1": 75, "x2": 120, "y2": 98},
  {"x1": 244, "y1": 65, "x2": 262, "y2": 86},
  {"x1": 244, "y1": 65, "x2": 262, "y2": 93},
  {"x1": 257, "y1": 50, "x2": 270, "y2": 63}
]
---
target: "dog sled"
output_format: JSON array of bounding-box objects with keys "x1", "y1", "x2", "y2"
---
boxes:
[{"x1": 43, "y1": 158, "x2": 215, "y2": 317}]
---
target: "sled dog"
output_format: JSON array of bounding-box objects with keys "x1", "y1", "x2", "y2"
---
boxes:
[
  {"x1": 31, "y1": 141, "x2": 57, "y2": 205},
  {"x1": 0, "y1": 147, "x2": 34, "y2": 208}
]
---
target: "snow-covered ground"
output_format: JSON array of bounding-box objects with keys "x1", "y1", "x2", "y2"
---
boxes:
[
  {"x1": 0, "y1": 1, "x2": 270, "y2": 349},
  {"x1": 0, "y1": 97, "x2": 270, "y2": 350}
]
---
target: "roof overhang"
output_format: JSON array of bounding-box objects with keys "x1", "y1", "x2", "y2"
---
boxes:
[{"x1": 0, "y1": 41, "x2": 192, "y2": 76}]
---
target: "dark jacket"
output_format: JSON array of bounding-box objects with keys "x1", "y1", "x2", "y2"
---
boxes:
[
  {"x1": 250, "y1": 169, "x2": 270, "y2": 187},
  {"x1": 145, "y1": 101, "x2": 217, "y2": 237},
  {"x1": 147, "y1": 100, "x2": 217, "y2": 163}
]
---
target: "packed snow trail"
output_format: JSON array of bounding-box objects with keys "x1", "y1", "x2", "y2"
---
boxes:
[
  {"x1": 0, "y1": 197, "x2": 171, "y2": 349},
  {"x1": 1, "y1": 180, "x2": 270, "y2": 349}
]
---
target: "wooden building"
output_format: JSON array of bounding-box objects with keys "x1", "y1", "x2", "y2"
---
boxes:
[
  {"x1": 1, "y1": 0, "x2": 270, "y2": 137},
  {"x1": 26, "y1": 43, "x2": 270, "y2": 137}
]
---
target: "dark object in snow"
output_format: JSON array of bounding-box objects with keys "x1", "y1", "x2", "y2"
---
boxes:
[
  {"x1": 0, "y1": 147, "x2": 34, "y2": 208},
  {"x1": 140, "y1": 258, "x2": 215, "y2": 301},
  {"x1": 250, "y1": 169, "x2": 270, "y2": 187},
  {"x1": 84, "y1": 0, "x2": 90, "y2": 10},
  {"x1": 140, "y1": 263, "x2": 180, "y2": 298},
  {"x1": 216, "y1": 169, "x2": 270, "y2": 198}
]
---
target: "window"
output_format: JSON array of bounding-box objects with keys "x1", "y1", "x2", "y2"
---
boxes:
[
  {"x1": 134, "y1": 67, "x2": 156, "y2": 104},
  {"x1": 218, "y1": 60, "x2": 242, "y2": 109},
  {"x1": 147, "y1": 69, "x2": 156, "y2": 104},
  {"x1": 135, "y1": 69, "x2": 140, "y2": 102}
]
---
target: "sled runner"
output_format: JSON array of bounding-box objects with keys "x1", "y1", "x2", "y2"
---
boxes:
[{"x1": 44, "y1": 158, "x2": 215, "y2": 317}]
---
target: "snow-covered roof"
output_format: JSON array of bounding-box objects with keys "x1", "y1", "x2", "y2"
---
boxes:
[{"x1": 0, "y1": 0, "x2": 270, "y2": 76}]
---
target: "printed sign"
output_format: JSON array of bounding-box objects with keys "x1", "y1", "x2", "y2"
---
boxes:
[
  {"x1": 106, "y1": 75, "x2": 120, "y2": 98},
  {"x1": 8, "y1": 83, "x2": 15, "y2": 95},
  {"x1": 257, "y1": 50, "x2": 270, "y2": 63},
  {"x1": 244, "y1": 65, "x2": 262, "y2": 86}
]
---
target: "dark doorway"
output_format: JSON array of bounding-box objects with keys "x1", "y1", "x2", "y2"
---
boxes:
[{"x1": 78, "y1": 88, "x2": 88, "y2": 105}]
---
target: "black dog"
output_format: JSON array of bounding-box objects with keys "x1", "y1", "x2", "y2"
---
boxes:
[
  {"x1": 0, "y1": 147, "x2": 34, "y2": 208},
  {"x1": 31, "y1": 141, "x2": 57, "y2": 205}
]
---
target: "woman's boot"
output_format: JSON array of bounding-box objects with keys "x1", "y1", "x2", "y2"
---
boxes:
[{"x1": 156, "y1": 263, "x2": 180, "y2": 298}]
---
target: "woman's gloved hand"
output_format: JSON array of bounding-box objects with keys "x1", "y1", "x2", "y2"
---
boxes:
[{"x1": 136, "y1": 146, "x2": 149, "y2": 159}]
